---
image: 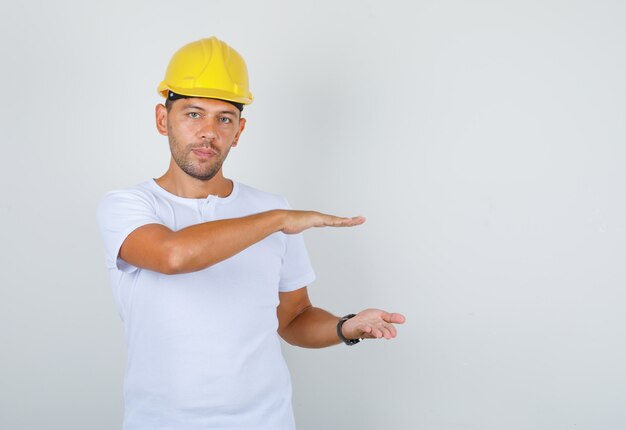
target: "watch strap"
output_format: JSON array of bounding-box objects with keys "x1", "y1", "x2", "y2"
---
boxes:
[{"x1": 337, "y1": 314, "x2": 361, "y2": 346}]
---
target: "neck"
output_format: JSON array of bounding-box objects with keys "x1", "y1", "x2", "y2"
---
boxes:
[{"x1": 155, "y1": 161, "x2": 233, "y2": 199}]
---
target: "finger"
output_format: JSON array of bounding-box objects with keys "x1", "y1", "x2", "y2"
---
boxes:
[
  {"x1": 385, "y1": 324, "x2": 397, "y2": 338},
  {"x1": 336, "y1": 216, "x2": 365, "y2": 227},
  {"x1": 382, "y1": 312, "x2": 406, "y2": 324},
  {"x1": 324, "y1": 216, "x2": 366, "y2": 227},
  {"x1": 380, "y1": 326, "x2": 394, "y2": 339},
  {"x1": 348, "y1": 216, "x2": 366, "y2": 225},
  {"x1": 371, "y1": 327, "x2": 383, "y2": 339}
]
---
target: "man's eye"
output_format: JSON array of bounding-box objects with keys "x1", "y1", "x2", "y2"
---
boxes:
[
  {"x1": 219, "y1": 117, "x2": 232, "y2": 124},
  {"x1": 188, "y1": 112, "x2": 201, "y2": 119}
]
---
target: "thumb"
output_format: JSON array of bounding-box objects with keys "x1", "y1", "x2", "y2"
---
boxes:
[{"x1": 382, "y1": 312, "x2": 406, "y2": 324}]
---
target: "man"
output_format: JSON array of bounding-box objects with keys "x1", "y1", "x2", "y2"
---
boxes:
[{"x1": 97, "y1": 37, "x2": 405, "y2": 430}]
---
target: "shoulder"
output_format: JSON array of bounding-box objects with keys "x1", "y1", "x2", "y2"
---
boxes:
[{"x1": 97, "y1": 181, "x2": 159, "y2": 220}]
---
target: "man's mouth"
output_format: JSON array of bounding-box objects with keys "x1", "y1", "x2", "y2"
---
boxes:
[{"x1": 191, "y1": 148, "x2": 217, "y2": 158}]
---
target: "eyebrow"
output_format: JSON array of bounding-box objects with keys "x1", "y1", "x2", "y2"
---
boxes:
[{"x1": 183, "y1": 105, "x2": 238, "y2": 116}]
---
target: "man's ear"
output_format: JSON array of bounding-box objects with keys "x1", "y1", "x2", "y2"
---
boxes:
[
  {"x1": 155, "y1": 104, "x2": 168, "y2": 136},
  {"x1": 232, "y1": 117, "x2": 246, "y2": 147}
]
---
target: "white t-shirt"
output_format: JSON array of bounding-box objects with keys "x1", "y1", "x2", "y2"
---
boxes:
[{"x1": 97, "y1": 180, "x2": 315, "y2": 430}]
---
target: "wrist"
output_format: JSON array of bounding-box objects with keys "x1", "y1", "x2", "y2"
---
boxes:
[
  {"x1": 337, "y1": 314, "x2": 360, "y2": 346},
  {"x1": 269, "y1": 209, "x2": 287, "y2": 232}
]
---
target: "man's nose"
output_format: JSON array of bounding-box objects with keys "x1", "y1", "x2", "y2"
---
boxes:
[{"x1": 198, "y1": 119, "x2": 217, "y2": 140}]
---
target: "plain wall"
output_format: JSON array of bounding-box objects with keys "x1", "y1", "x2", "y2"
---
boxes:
[{"x1": 1, "y1": 1, "x2": 625, "y2": 429}]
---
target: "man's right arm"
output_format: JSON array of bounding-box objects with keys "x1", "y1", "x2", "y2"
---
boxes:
[{"x1": 119, "y1": 210, "x2": 364, "y2": 275}]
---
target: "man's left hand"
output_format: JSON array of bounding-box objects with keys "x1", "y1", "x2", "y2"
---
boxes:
[{"x1": 341, "y1": 309, "x2": 406, "y2": 340}]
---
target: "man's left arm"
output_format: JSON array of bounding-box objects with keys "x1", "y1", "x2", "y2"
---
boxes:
[{"x1": 277, "y1": 287, "x2": 405, "y2": 348}]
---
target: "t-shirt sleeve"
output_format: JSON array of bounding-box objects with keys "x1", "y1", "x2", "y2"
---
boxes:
[
  {"x1": 96, "y1": 189, "x2": 164, "y2": 273},
  {"x1": 277, "y1": 197, "x2": 316, "y2": 292},
  {"x1": 279, "y1": 233, "x2": 316, "y2": 292}
]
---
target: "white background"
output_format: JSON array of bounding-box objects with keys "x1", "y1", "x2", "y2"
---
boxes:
[{"x1": 1, "y1": 1, "x2": 625, "y2": 429}]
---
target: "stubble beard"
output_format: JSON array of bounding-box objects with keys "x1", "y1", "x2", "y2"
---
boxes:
[{"x1": 169, "y1": 134, "x2": 229, "y2": 181}]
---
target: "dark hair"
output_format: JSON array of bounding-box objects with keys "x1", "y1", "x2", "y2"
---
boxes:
[
  {"x1": 165, "y1": 91, "x2": 244, "y2": 113},
  {"x1": 164, "y1": 97, "x2": 175, "y2": 112}
]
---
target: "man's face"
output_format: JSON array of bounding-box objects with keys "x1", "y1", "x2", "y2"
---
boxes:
[{"x1": 156, "y1": 97, "x2": 246, "y2": 181}]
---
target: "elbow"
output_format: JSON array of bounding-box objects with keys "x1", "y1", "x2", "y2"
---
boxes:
[
  {"x1": 160, "y1": 241, "x2": 216, "y2": 275},
  {"x1": 161, "y1": 242, "x2": 189, "y2": 275},
  {"x1": 277, "y1": 329, "x2": 298, "y2": 346}
]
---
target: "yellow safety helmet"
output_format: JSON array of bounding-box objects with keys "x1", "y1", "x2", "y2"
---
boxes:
[{"x1": 157, "y1": 37, "x2": 253, "y2": 105}]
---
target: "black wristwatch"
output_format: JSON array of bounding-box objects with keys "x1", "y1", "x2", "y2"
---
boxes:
[{"x1": 337, "y1": 314, "x2": 361, "y2": 346}]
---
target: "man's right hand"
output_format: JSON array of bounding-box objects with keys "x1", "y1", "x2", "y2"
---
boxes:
[
  {"x1": 279, "y1": 210, "x2": 365, "y2": 234},
  {"x1": 120, "y1": 209, "x2": 365, "y2": 275}
]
